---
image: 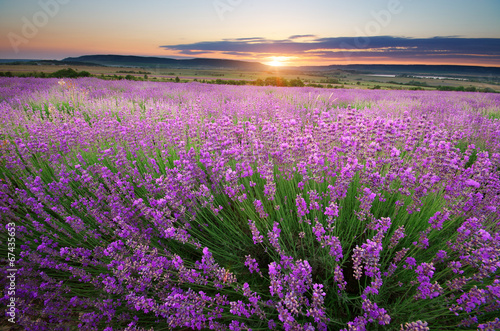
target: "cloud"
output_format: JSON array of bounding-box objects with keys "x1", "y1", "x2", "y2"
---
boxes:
[
  {"x1": 224, "y1": 37, "x2": 267, "y2": 42},
  {"x1": 289, "y1": 34, "x2": 317, "y2": 40},
  {"x1": 160, "y1": 35, "x2": 500, "y2": 64},
  {"x1": 221, "y1": 51, "x2": 255, "y2": 56},
  {"x1": 177, "y1": 50, "x2": 210, "y2": 55}
]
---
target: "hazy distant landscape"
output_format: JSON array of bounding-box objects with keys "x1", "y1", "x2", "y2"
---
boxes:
[{"x1": 1, "y1": 54, "x2": 499, "y2": 92}]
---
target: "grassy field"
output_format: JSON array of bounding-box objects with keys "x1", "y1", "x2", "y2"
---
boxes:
[{"x1": 1, "y1": 63, "x2": 499, "y2": 92}]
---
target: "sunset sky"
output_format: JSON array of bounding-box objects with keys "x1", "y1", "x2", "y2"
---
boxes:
[{"x1": 1, "y1": 0, "x2": 499, "y2": 67}]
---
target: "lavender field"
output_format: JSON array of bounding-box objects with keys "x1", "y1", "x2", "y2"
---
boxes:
[{"x1": 1, "y1": 77, "x2": 500, "y2": 330}]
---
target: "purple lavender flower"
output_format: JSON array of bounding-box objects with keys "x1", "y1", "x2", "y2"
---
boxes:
[
  {"x1": 248, "y1": 219, "x2": 264, "y2": 244},
  {"x1": 268, "y1": 222, "x2": 282, "y2": 254},
  {"x1": 465, "y1": 179, "x2": 480, "y2": 189},
  {"x1": 334, "y1": 265, "x2": 347, "y2": 291},
  {"x1": 295, "y1": 194, "x2": 309, "y2": 218},
  {"x1": 400, "y1": 320, "x2": 430, "y2": 331},
  {"x1": 254, "y1": 199, "x2": 269, "y2": 218},
  {"x1": 414, "y1": 263, "x2": 442, "y2": 299},
  {"x1": 428, "y1": 210, "x2": 450, "y2": 230},
  {"x1": 244, "y1": 255, "x2": 262, "y2": 276},
  {"x1": 389, "y1": 226, "x2": 405, "y2": 248}
]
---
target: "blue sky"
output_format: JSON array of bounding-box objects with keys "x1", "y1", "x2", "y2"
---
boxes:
[{"x1": 1, "y1": 0, "x2": 499, "y2": 66}]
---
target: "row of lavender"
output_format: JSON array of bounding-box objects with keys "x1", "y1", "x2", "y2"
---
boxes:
[{"x1": 0, "y1": 77, "x2": 499, "y2": 330}]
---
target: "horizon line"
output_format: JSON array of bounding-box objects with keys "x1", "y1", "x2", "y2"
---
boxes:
[{"x1": 1, "y1": 54, "x2": 500, "y2": 69}]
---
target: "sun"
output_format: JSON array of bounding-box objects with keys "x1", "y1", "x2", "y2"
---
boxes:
[{"x1": 265, "y1": 56, "x2": 288, "y2": 67}]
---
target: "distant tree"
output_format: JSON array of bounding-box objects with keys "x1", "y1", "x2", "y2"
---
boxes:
[
  {"x1": 465, "y1": 86, "x2": 476, "y2": 92},
  {"x1": 144, "y1": 74, "x2": 148, "y2": 80},
  {"x1": 323, "y1": 78, "x2": 339, "y2": 84},
  {"x1": 263, "y1": 77, "x2": 288, "y2": 87},
  {"x1": 437, "y1": 85, "x2": 453, "y2": 91},
  {"x1": 407, "y1": 80, "x2": 428, "y2": 87},
  {"x1": 254, "y1": 78, "x2": 264, "y2": 86},
  {"x1": 264, "y1": 77, "x2": 277, "y2": 86},
  {"x1": 49, "y1": 68, "x2": 78, "y2": 78},
  {"x1": 306, "y1": 83, "x2": 323, "y2": 88},
  {"x1": 175, "y1": 76, "x2": 180, "y2": 83},
  {"x1": 48, "y1": 68, "x2": 90, "y2": 78},
  {"x1": 289, "y1": 78, "x2": 305, "y2": 87}
]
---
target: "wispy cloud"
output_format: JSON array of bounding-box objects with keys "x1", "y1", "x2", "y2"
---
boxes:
[
  {"x1": 289, "y1": 34, "x2": 317, "y2": 40},
  {"x1": 160, "y1": 36, "x2": 500, "y2": 65}
]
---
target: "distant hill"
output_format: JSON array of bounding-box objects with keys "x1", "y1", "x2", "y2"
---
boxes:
[
  {"x1": 62, "y1": 55, "x2": 500, "y2": 78},
  {"x1": 293, "y1": 64, "x2": 500, "y2": 77},
  {"x1": 3, "y1": 55, "x2": 498, "y2": 80},
  {"x1": 0, "y1": 59, "x2": 106, "y2": 66},
  {"x1": 62, "y1": 55, "x2": 269, "y2": 71},
  {"x1": 0, "y1": 59, "x2": 40, "y2": 63}
]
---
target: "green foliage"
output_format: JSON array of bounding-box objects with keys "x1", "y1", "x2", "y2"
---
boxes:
[
  {"x1": 437, "y1": 85, "x2": 497, "y2": 93},
  {"x1": 264, "y1": 76, "x2": 288, "y2": 87},
  {"x1": 288, "y1": 78, "x2": 305, "y2": 87},
  {"x1": 49, "y1": 68, "x2": 91, "y2": 78},
  {"x1": 479, "y1": 87, "x2": 497, "y2": 93},
  {"x1": 254, "y1": 78, "x2": 264, "y2": 86},
  {"x1": 202, "y1": 76, "x2": 305, "y2": 88},
  {"x1": 320, "y1": 78, "x2": 340, "y2": 84},
  {"x1": 407, "y1": 80, "x2": 429, "y2": 87},
  {"x1": 487, "y1": 112, "x2": 500, "y2": 120},
  {"x1": 211, "y1": 78, "x2": 247, "y2": 85},
  {"x1": 116, "y1": 70, "x2": 151, "y2": 74},
  {"x1": 306, "y1": 83, "x2": 324, "y2": 88}
]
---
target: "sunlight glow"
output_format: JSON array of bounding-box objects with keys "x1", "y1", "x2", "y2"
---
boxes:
[{"x1": 265, "y1": 56, "x2": 289, "y2": 67}]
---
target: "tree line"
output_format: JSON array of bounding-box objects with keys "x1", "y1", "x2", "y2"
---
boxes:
[{"x1": 0, "y1": 69, "x2": 496, "y2": 93}]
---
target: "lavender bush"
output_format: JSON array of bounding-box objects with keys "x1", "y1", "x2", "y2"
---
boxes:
[{"x1": 1, "y1": 77, "x2": 499, "y2": 330}]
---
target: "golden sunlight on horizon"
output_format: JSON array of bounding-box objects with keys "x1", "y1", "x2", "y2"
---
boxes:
[{"x1": 265, "y1": 56, "x2": 292, "y2": 67}]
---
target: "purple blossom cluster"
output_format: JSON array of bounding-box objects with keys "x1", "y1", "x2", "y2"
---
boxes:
[{"x1": 0, "y1": 77, "x2": 499, "y2": 330}]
